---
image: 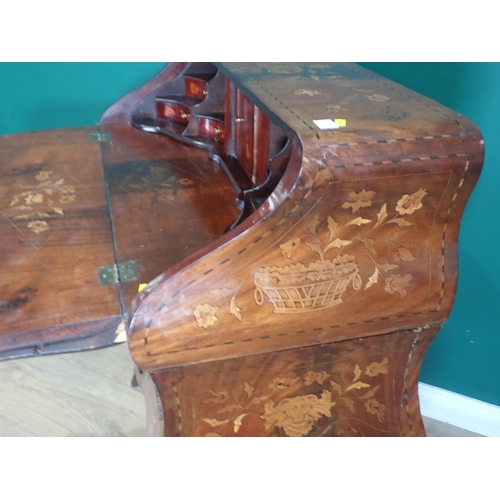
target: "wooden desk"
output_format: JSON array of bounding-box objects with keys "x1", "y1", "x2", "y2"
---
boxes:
[{"x1": 0, "y1": 63, "x2": 483, "y2": 436}]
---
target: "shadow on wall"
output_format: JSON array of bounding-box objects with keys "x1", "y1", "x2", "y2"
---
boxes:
[{"x1": 360, "y1": 62, "x2": 500, "y2": 407}]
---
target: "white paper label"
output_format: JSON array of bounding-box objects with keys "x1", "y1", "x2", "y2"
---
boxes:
[{"x1": 312, "y1": 119, "x2": 340, "y2": 130}]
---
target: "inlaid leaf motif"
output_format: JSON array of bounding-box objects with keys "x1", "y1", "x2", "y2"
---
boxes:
[
  {"x1": 364, "y1": 399, "x2": 385, "y2": 422},
  {"x1": 387, "y1": 218, "x2": 413, "y2": 227},
  {"x1": 364, "y1": 268, "x2": 379, "y2": 291},
  {"x1": 330, "y1": 380, "x2": 343, "y2": 396},
  {"x1": 53, "y1": 207, "x2": 64, "y2": 215},
  {"x1": 202, "y1": 390, "x2": 231, "y2": 404},
  {"x1": 327, "y1": 215, "x2": 338, "y2": 239},
  {"x1": 345, "y1": 217, "x2": 372, "y2": 227},
  {"x1": 345, "y1": 381, "x2": 371, "y2": 392},
  {"x1": 233, "y1": 413, "x2": 248, "y2": 433},
  {"x1": 304, "y1": 236, "x2": 324, "y2": 258},
  {"x1": 342, "y1": 397, "x2": 356, "y2": 414},
  {"x1": 307, "y1": 214, "x2": 320, "y2": 235},
  {"x1": 202, "y1": 418, "x2": 230, "y2": 428},
  {"x1": 373, "y1": 202, "x2": 388, "y2": 228},
  {"x1": 353, "y1": 365, "x2": 362, "y2": 383},
  {"x1": 359, "y1": 385, "x2": 381, "y2": 400},
  {"x1": 324, "y1": 238, "x2": 353, "y2": 252},
  {"x1": 243, "y1": 382, "x2": 254, "y2": 399},
  {"x1": 356, "y1": 237, "x2": 377, "y2": 254},
  {"x1": 385, "y1": 231, "x2": 407, "y2": 245},
  {"x1": 14, "y1": 213, "x2": 35, "y2": 220},
  {"x1": 378, "y1": 263, "x2": 399, "y2": 273},
  {"x1": 229, "y1": 296, "x2": 243, "y2": 321},
  {"x1": 210, "y1": 287, "x2": 234, "y2": 298}
]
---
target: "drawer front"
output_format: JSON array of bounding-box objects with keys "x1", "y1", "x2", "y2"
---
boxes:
[
  {"x1": 156, "y1": 100, "x2": 190, "y2": 125},
  {"x1": 197, "y1": 117, "x2": 225, "y2": 143},
  {"x1": 185, "y1": 77, "x2": 208, "y2": 100}
]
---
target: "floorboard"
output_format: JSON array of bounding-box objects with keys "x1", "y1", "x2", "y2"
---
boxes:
[{"x1": 0, "y1": 344, "x2": 482, "y2": 437}]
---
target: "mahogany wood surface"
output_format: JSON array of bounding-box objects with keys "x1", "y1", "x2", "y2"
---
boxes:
[
  {"x1": 127, "y1": 63, "x2": 483, "y2": 372},
  {"x1": 0, "y1": 122, "x2": 242, "y2": 359},
  {"x1": 0, "y1": 128, "x2": 121, "y2": 358},
  {"x1": 143, "y1": 326, "x2": 439, "y2": 437},
  {"x1": 122, "y1": 63, "x2": 482, "y2": 436},
  {"x1": 99, "y1": 123, "x2": 241, "y2": 310}
]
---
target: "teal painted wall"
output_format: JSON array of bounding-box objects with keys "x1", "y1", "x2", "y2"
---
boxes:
[
  {"x1": 359, "y1": 64, "x2": 500, "y2": 407},
  {"x1": 0, "y1": 63, "x2": 166, "y2": 134},
  {"x1": 1, "y1": 63, "x2": 498, "y2": 406}
]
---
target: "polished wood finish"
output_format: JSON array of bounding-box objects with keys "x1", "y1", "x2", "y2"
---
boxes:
[
  {"x1": 123, "y1": 63, "x2": 483, "y2": 436},
  {"x1": 0, "y1": 63, "x2": 483, "y2": 436},
  {"x1": 0, "y1": 128, "x2": 121, "y2": 358},
  {"x1": 142, "y1": 326, "x2": 439, "y2": 437},
  {"x1": 99, "y1": 123, "x2": 241, "y2": 310},
  {"x1": 127, "y1": 64, "x2": 482, "y2": 369}
]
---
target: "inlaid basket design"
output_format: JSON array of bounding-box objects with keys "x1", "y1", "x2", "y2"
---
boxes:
[{"x1": 254, "y1": 255, "x2": 362, "y2": 313}]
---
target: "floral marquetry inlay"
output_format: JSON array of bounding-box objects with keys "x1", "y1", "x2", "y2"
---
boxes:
[
  {"x1": 7, "y1": 169, "x2": 77, "y2": 234},
  {"x1": 191, "y1": 185, "x2": 430, "y2": 328},
  {"x1": 253, "y1": 186, "x2": 429, "y2": 314},
  {"x1": 199, "y1": 357, "x2": 390, "y2": 437},
  {"x1": 261, "y1": 391, "x2": 335, "y2": 437}
]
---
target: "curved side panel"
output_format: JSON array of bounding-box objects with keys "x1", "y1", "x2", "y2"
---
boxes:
[{"x1": 125, "y1": 63, "x2": 483, "y2": 373}]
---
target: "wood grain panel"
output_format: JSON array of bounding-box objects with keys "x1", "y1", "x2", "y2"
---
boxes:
[
  {"x1": 0, "y1": 128, "x2": 120, "y2": 356},
  {"x1": 100, "y1": 123, "x2": 242, "y2": 309},
  {"x1": 150, "y1": 328, "x2": 437, "y2": 437}
]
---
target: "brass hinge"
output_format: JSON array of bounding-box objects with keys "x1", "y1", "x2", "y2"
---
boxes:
[{"x1": 99, "y1": 261, "x2": 137, "y2": 286}]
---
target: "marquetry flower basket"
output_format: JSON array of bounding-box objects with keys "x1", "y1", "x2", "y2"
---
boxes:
[{"x1": 254, "y1": 255, "x2": 362, "y2": 313}]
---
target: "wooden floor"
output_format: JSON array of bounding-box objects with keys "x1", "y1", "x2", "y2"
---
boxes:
[
  {"x1": 0, "y1": 343, "x2": 482, "y2": 437},
  {"x1": 0, "y1": 343, "x2": 146, "y2": 437}
]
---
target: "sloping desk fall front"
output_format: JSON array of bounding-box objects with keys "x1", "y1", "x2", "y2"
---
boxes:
[{"x1": 0, "y1": 63, "x2": 483, "y2": 436}]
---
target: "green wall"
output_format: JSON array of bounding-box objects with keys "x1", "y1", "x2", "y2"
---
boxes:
[
  {"x1": 1, "y1": 63, "x2": 498, "y2": 406},
  {"x1": 0, "y1": 63, "x2": 166, "y2": 134},
  {"x1": 359, "y1": 64, "x2": 500, "y2": 407}
]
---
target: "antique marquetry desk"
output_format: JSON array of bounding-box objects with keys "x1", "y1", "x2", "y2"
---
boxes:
[{"x1": 0, "y1": 63, "x2": 483, "y2": 436}]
